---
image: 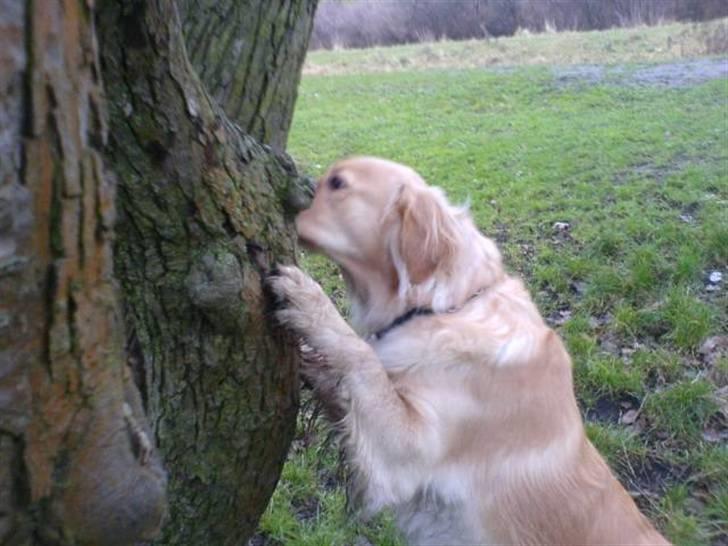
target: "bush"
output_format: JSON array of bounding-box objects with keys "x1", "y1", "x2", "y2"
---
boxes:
[{"x1": 310, "y1": 0, "x2": 728, "y2": 50}]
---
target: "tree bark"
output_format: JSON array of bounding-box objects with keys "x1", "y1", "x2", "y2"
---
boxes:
[
  {"x1": 179, "y1": 0, "x2": 317, "y2": 150},
  {"x1": 1, "y1": 1, "x2": 166, "y2": 544},
  {"x1": 97, "y1": 0, "x2": 316, "y2": 543},
  {"x1": 2, "y1": 0, "x2": 316, "y2": 544}
]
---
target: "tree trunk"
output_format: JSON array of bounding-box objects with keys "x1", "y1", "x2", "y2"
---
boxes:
[
  {"x1": 1, "y1": 1, "x2": 166, "y2": 544},
  {"x1": 2, "y1": 0, "x2": 316, "y2": 544},
  {"x1": 97, "y1": 0, "x2": 316, "y2": 544},
  {"x1": 179, "y1": 0, "x2": 317, "y2": 150}
]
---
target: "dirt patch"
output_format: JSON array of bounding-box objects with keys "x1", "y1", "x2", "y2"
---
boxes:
[
  {"x1": 292, "y1": 496, "x2": 321, "y2": 523},
  {"x1": 584, "y1": 394, "x2": 641, "y2": 424},
  {"x1": 551, "y1": 57, "x2": 727, "y2": 88},
  {"x1": 630, "y1": 58, "x2": 728, "y2": 87},
  {"x1": 628, "y1": 455, "x2": 691, "y2": 508}
]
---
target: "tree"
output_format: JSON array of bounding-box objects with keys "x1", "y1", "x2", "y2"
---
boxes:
[
  {"x1": 0, "y1": 0, "x2": 317, "y2": 544},
  {"x1": 180, "y1": 0, "x2": 316, "y2": 151}
]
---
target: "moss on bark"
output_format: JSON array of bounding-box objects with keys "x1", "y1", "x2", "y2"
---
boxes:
[{"x1": 97, "y1": 0, "x2": 317, "y2": 543}]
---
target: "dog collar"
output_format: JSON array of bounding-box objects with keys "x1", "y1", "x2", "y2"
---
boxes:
[
  {"x1": 371, "y1": 287, "x2": 488, "y2": 341},
  {"x1": 372, "y1": 307, "x2": 434, "y2": 340}
]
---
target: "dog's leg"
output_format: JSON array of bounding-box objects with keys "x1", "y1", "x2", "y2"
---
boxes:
[
  {"x1": 297, "y1": 341, "x2": 348, "y2": 423},
  {"x1": 268, "y1": 266, "x2": 436, "y2": 507}
]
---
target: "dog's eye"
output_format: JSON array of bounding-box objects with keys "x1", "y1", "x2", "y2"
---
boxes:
[{"x1": 328, "y1": 175, "x2": 345, "y2": 191}]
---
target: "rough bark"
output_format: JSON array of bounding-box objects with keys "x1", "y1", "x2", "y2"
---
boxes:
[
  {"x1": 97, "y1": 1, "x2": 315, "y2": 543},
  {"x1": 0, "y1": 0, "x2": 166, "y2": 544},
  {"x1": 179, "y1": 0, "x2": 317, "y2": 150}
]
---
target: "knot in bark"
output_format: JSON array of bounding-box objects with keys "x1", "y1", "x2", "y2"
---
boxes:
[
  {"x1": 284, "y1": 174, "x2": 316, "y2": 213},
  {"x1": 186, "y1": 250, "x2": 246, "y2": 330}
]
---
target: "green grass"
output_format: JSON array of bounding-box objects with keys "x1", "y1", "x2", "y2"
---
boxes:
[
  {"x1": 585, "y1": 422, "x2": 648, "y2": 468},
  {"x1": 303, "y1": 18, "x2": 728, "y2": 75},
  {"x1": 575, "y1": 354, "x2": 646, "y2": 403},
  {"x1": 257, "y1": 21, "x2": 728, "y2": 546},
  {"x1": 257, "y1": 401, "x2": 404, "y2": 546},
  {"x1": 664, "y1": 288, "x2": 716, "y2": 350},
  {"x1": 660, "y1": 484, "x2": 714, "y2": 546},
  {"x1": 644, "y1": 380, "x2": 720, "y2": 443}
]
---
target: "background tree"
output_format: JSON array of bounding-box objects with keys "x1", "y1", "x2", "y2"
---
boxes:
[
  {"x1": 0, "y1": 1, "x2": 166, "y2": 543},
  {"x1": 180, "y1": 0, "x2": 316, "y2": 150},
  {"x1": 1, "y1": 0, "x2": 317, "y2": 544}
]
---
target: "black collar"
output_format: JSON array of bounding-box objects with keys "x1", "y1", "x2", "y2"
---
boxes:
[
  {"x1": 372, "y1": 307, "x2": 434, "y2": 340},
  {"x1": 370, "y1": 287, "x2": 488, "y2": 341}
]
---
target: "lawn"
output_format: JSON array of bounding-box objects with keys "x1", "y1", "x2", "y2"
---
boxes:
[
  {"x1": 303, "y1": 18, "x2": 728, "y2": 75},
  {"x1": 255, "y1": 20, "x2": 728, "y2": 546}
]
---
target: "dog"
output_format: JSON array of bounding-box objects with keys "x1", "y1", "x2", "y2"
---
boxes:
[{"x1": 269, "y1": 157, "x2": 669, "y2": 545}]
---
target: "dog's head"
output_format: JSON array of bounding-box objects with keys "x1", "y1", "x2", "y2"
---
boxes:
[
  {"x1": 296, "y1": 156, "x2": 501, "y2": 329},
  {"x1": 298, "y1": 157, "x2": 461, "y2": 282}
]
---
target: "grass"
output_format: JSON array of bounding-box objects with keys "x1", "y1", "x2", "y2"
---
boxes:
[
  {"x1": 644, "y1": 380, "x2": 719, "y2": 443},
  {"x1": 259, "y1": 444, "x2": 402, "y2": 545},
  {"x1": 256, "y1": 19, "x2": 728, "y2": 546},
  {"x1": 256, "y1": 402, "x2": 404, "y2": 546},
  {"x1": 585, "y1": 422, "x2": 648, "y2": 468},
  {"x1": 303, "y1": 18, "x2": 728, "y2": 75}
]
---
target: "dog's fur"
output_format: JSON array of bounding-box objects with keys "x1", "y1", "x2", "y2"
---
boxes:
[{"x1": 270, "y1": 157, "x2": 669, "y2": 545}]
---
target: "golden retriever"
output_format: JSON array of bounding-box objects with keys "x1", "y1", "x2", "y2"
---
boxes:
[{"x1": 269, "y1": 157, "x2": 669, "y2": 545}]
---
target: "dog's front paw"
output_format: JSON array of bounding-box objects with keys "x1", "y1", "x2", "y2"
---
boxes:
[{"x1": 267, "y1": 265, "x2": 337, "y2": 339}]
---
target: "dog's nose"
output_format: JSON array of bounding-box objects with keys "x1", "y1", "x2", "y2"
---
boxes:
[{"x1": 295, "y1": 211, "x2": 319, "y2": 250}]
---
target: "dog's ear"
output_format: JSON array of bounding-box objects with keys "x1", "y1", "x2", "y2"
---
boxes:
[{"x1": 395, "y1": 185, "x2": 459, "y2": 285}]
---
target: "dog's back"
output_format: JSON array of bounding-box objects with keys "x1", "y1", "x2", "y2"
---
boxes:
[
  {"x1": 277, "y1": 156, "x2": 669, "y2": 545},
  {"x1": 375, "y1": 276, "x2": 667, "y2": 545}
]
